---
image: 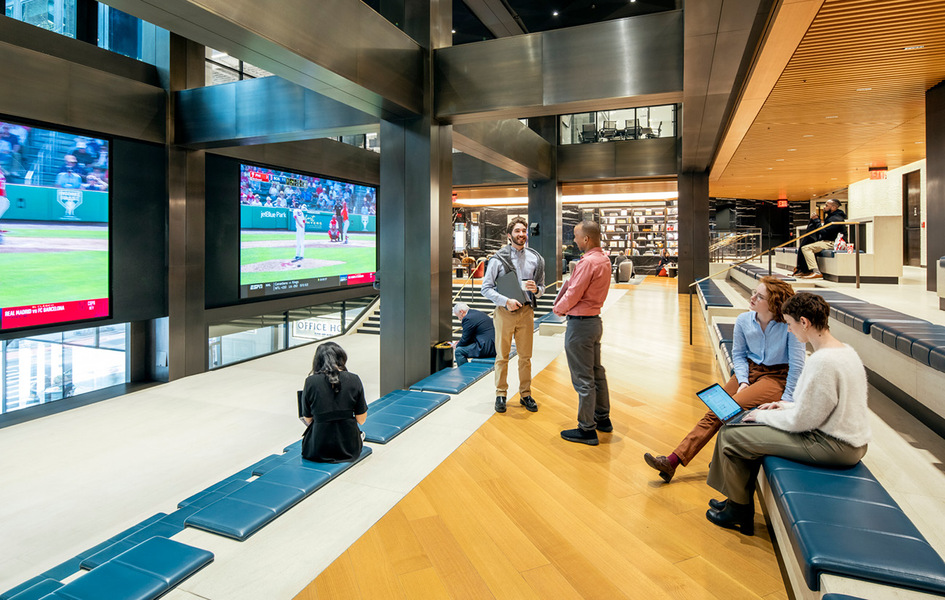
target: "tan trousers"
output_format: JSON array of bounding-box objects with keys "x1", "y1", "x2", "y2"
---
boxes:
[
  {"x1": 673, "y1": 361, "x2": 788, "y2": 466},
  {"x1": 493, "y1": 304, "x2": 534, "y2": 397},
  {"x1": 801, "y1": 239, "x2": 834, "y2": 271},
  {"x1": 707, "y1": 425, "x2": 867, "y2": 504}
]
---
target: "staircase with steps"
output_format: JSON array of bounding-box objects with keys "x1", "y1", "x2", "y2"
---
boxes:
[{"x1": 356, "y1": 283, "x2": 557, "y2": 336}]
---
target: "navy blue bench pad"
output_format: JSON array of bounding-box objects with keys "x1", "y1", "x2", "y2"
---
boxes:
[
  {"x1": 361, "y1": 390, "x2": 451, "y2": 443},
  {"x1": 764, "y1": 457, "x2": 945, "y2": 594},
  {"x1": 409, "y1": 362, "x2": 493, "y2": 394}
]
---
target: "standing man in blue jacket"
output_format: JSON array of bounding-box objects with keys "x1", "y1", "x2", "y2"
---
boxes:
[
  {"x1": 481, "y1": 217, "x2": 546, "y2": 414},
  {"x1": 452, "y1": 303, "x2": 496, "y2": 365}
]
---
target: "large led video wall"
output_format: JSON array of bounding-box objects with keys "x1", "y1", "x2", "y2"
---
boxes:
[
  {"x1": 239, "y1": 163, "x2": 377, "y2": 299},
  {"x1": 0, "y1": 119, "x2": 110, "y2": 331}
]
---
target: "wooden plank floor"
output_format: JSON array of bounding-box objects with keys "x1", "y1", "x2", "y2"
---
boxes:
[{"x1": 295, "y1": 278, "x2": 787, "y2": 600}]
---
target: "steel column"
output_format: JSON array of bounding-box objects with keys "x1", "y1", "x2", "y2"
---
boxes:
[
  {"x1": 926, "y1": 82, "x2": 945, "y2": 292},
  {"x1": 527, "y1": 116, "x2": 562, "y2": 284},
  {"x1": 678, "y1": 172, "x2": 710, "y2": 294}
]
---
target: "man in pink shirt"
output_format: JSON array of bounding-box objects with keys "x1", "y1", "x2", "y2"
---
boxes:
[{"x1": 553, "y1": 220, "x2": 612, "y2": 445}]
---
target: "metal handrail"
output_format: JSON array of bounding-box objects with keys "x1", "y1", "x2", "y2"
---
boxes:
[
  {"x1": 709, "y1": 232, "x2": 758, "y2": 252},
  {"x1": 688, "y1": 221, "x2": 863, "y2": 345}
]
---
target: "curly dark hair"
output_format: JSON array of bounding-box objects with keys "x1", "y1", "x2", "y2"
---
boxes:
[
  {"x1": 758, "y1": 276, "x2": 795, "y2": 323},
  {"x1": 507, "y1": 217, "x2": 528, "y2": 237},
  {"x1": 782, "y1": 292, "x2": 831, "y2": 331}
]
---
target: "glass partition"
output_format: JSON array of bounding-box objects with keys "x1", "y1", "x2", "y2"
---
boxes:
[
  {"x1": 0, "y1": 324, "x2": 128, "y2": 415},
  {"x1": 560, "y1": 104, "x2": 677, "y2": 145},
  {"x1": 208, "y1": 295, "x2": 377, "y2": 369}
]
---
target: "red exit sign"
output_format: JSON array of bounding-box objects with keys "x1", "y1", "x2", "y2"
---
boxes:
[{"x1": 777, "y1": 199, "x2": 788, "y2": 208}]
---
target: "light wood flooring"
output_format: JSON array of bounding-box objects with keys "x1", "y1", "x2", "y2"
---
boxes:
[{"x1": 296, "y1": 278, "x2": 787, "y2": 600}]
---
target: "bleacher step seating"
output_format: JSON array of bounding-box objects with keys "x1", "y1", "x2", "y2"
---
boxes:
[
  {"x1": 762, "y1": 456, "x2": 945, "y2": 597},
  {"x1": 361, "y1": 390, "x2": 451, "y2": 443},
  {"x1": 35, "y1": 537, "x2": 212, "y2": 600}
]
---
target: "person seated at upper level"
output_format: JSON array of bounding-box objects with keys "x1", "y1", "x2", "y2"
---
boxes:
[
  {"x1": 644, "y1": 276, "x2": 805, "y2": 483},
  {"x1": 799, "y1": 199, "x2": 847, "y2": 279},
  {"x1": 703, "y1": 292, "x2": 870, "y2": 535},
  {"x1": 300, "y1": 342, "x2": 367, "y2": 463},
  {"x1": 452, "y1": 302, "x2": 496, "y2": 366}
]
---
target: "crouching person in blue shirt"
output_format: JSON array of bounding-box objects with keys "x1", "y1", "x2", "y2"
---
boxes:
[{"x1": 452, "y1": 303, "x2": 497, "y2": 366}]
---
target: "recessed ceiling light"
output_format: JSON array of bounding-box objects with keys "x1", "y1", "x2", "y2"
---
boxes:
[
  {"x1": 451, "y1": 29, "x2": 456, "y2": 33},
  {"x1": 856, "y1": 87, "x2": 872, "y2": 92},
  {"x1": 904, "y1": 45, "x2": 925, "y2": 51},
  {"x1": 826, "y1": 116, "x2": 838, "y2": 119},
  {"x1": 788, "y1": 148, "x2": 796, "y2": 151},
  {"x1": 831, "y1": 178, "x2": 838, "y2": 180},
  {"x1": 776, "y1": 159, "x2": 785, "y2": 162},
  {"x1": 803, "y1": 134, "x2": 814, "y2": 138},
  {"x1": 916, "y1": 141, "x2": 924, "y2": 144},
  {"x1": 767, "y1": 167, "x2": 773, "y2": 170},
  {"x1": 552, "y1": 10, "x2": 559, "y2": 16}
]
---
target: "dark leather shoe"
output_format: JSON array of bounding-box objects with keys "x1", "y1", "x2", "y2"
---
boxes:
[
  {"x1": 705, "y1": 501, "x2": 754, "y2": 536},
  {"x1": 560, "y1": 427, "x2": 599, "y2": 445},
  {"x1": 520, "y1": 395, "x2": 538, "y2": 412},
  {"x1": 643, "y1": 453, "x2": 676, "y2": 483},
  {"x1": 708, "y1": 498, "x2": 727, "y2": 511},
  {"x1": 495, "y1": 396, "x2": 507, "y2": 413},
  {"x1": 595, "y1": 417, "x2": 613, "y2": 432}
]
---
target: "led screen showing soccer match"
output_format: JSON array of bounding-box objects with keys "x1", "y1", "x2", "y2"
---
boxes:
[
  {"x1": 239, "y1": 163, "x2": 377, "y2": 299},
  {"x1": 0, "y1": 119, "x2": 110, "y2": 331}
]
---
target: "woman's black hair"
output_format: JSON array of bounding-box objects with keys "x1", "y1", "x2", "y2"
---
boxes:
[{"x1": 310, "y1": 341, "x2": 348, "y2": 392}]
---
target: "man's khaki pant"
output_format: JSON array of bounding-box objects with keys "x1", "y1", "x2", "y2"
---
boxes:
[{"x1": 493, "y1": 304, "x2": 534, "y2": 397}]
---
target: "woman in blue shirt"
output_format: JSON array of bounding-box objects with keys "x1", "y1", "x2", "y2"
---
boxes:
[{"x1": 644, "y1": 276, "x2": 806, "y2": 482}]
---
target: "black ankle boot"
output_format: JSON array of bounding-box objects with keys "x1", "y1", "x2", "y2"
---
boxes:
[{"x1": 706, "y1": 500, "x2": 754, "y2": 536}]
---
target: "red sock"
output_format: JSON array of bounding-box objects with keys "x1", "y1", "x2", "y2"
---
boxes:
[{"x1": 668, "y1": 453, "x2": 680, "y2": 467}]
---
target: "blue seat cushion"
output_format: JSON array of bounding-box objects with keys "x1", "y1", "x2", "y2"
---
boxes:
[
  {"x1": 764, "y1": 457, "x2": 945, "y2": 594},
  {"x1": 80, "y1": 519, "x2": 186, "y2": 570},
  {"x1": 715, "y1": 322, "x2": 735, "y2": 346},
  {"x1": 185, "y1": 446, "x2": 371, "y2": 540},
  {"x1": 410, "y1": 363, "x2": 491, "y2": 394},
  {"x1": 44, "y1": 537, "x2": 213, "y2": 600},
  {"x1": 930, "y1": 347, "x2": 945, "y2": 374},
  {"x1": 3, "y1": 579, "x2": 62, "y2": 600},
  {"x1": 362, "y1": 390, "x2": 450, "y2": 443}
]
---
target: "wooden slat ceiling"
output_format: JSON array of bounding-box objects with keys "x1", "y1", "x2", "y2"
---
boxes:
[{"x1": 711, "y1": 0, "x2": 945, "y2": 201}]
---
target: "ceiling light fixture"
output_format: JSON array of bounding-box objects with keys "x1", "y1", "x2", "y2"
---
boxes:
[
  {"x1": 451, "y1": 29, "x2": 456, "y2": 33},
  {"x1": 825, "y1": 116, "x2": 838, "y2": 119},
  {"x1": 776, "y1": 159, "x2": 785, "y2": 162},
  {"x1": 904, "y1": 45, "x2": 925, "y2": 50},
  {"x1": 552, "y1": 10, "x2": 559, "y2": 16},
  {"x1": 803, "y1": 134, "x2": 814, "y2": 138},
  {"x1": 788, "y1": 149, "x2": 796, "y2": 152},
  {"x1": 856, "y1": 87, "x2": 872, "y2": 92}
]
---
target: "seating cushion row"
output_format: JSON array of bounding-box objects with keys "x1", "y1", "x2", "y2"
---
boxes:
[
  {"x1": 361, "y1": 390, "x2": 451, "y2": 443},
  {"x1": 696, "y1": 279, "x2": 733, "y2": 308},
  {"x1": 763, "y1": 457, "x2": 945, "y2": 595},
  {"x1": 183, "y1": 446, "x2": 371, "y2": 540},
  {"x1": 38, "y1": 537, "x2": 212, "y2": 600},
  {"x1": 409, "y1": 361, "x2": 494, "y2": 394}
]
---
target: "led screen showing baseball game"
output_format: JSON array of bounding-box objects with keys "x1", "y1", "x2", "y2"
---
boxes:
[
  {"x1": 239, "y1": 163, "x2": 377, "y2": 299},
  {"x1": 0, "y1": 119, "x2": 110, "y2": 331}
]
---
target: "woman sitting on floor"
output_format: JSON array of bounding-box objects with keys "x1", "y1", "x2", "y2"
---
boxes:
[
  {"x1": 301, "y1": 341, "x2": 368, "y2": 463},
  {"x1": 704, "y1": 292, "x2": 871, "y2": 535},
  {"x1": 644, "y1": 276, "x2": 806, "y2": 482}
]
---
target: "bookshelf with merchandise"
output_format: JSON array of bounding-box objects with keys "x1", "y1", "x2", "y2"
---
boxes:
[{"x1": 599, "y1": 201, "x2": 678, "y2": 257}]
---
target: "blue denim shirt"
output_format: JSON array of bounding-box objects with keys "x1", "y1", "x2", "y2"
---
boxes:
[{"x1": 732, "y1": 310, "x2": 806, "y2": 402}]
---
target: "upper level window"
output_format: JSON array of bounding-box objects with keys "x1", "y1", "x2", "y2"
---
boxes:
[
  {"x1": 205, "y1": 48, "x2": 273, "y2": 85},
  {"x1": 560, "y1": 104, "x2": 678, "y2": 145},
  {"x1": 5, "y1": 0, "x2": 77, "y2": 37}
]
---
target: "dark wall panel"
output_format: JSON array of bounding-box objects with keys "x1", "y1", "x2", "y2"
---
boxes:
[
  {"x1": 204, "y1": 154, "x2": 242, "y2": 309},
  {"x1": 111, "y1": 139, "x2": 168, "y2": 322}
]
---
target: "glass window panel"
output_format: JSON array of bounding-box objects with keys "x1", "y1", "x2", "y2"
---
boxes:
[
  {"x1": 206, "y1": 62, "x2": 240, "y2": 86},
  {"x1": 205, "y1": 47, "x2": 240, "y2": 69},
  {"x1": 242, "y1": 62, "x2": 273, "y2": 79},
  {"x1": 287, "y1": 304, "x2": 344, "y2": 348},
  {"x1": 6, "y1": 0, "x2": 77, "y2": 38},
  {"x1": 1, "y1": 324, "x2": 126, "y2": 415}
]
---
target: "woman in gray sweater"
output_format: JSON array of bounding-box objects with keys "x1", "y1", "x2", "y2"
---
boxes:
[{"x1": 704, "y1": 292, "x2": 871, "y2": 535}]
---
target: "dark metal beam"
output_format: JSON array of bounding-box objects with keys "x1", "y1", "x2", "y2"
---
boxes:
[
  {"x1": 175, "y1": 77, "x2": 379, "y2": 148},
  {"x1": 557, "y1": 138, "x2": 678, "y2": 182},
  {"x1": 681, "y1": 0, "x2": 775, "y2": 172},
  {"x1": 453, "y1": 119, "x2": 551, "y2": 180},
  {"x1": 436, "y1": 12, "x2": 683, "y2": 123},
  {"x1": 0, "y1": 29, "x2": 165, "y2": 143},
  {"x1": 207, "y1": 138, "x2": 380, "y2": 187},
  {"x1": 99, "y1": 0, "x2": 423, "y2": 118},
  {"x1": 461, "y1": 0, "x2": 525, "y2": 37}
]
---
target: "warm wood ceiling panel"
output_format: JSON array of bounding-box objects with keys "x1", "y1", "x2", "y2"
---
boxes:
[{"x1": 711, "y1": 0, "x2": 945, "y2": 201}]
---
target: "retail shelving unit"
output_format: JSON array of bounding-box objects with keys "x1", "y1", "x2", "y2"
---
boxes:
[{"x1": 600, "y1": 201, "x2": 678, "y2": 257}]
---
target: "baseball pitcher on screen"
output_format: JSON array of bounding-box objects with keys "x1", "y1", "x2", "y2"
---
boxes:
[{"x1": 292, "y1": 204, "x2": 306, "y2": 262}]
